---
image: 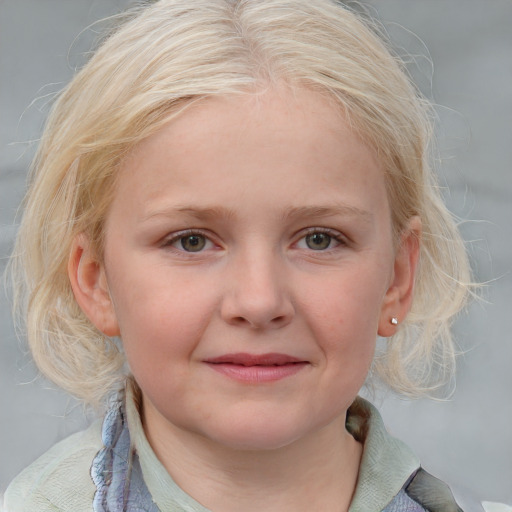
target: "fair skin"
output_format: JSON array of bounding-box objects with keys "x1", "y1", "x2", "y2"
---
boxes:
[{"x1": 69, "y1": 86, "x2": 420, "y2": 512}]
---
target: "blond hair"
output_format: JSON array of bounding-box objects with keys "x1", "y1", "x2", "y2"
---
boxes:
[{"x1": 9, "y1": 0, "x2": 471, "y2": 407}]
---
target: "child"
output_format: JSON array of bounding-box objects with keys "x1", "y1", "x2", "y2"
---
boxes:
[{"x1": 4, "y1": 0, "x2": 472, "y2": 510}]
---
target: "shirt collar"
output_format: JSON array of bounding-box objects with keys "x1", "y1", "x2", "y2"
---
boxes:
[{"x1": 347, "y1": 397, "x2": 420, "y2": 511}]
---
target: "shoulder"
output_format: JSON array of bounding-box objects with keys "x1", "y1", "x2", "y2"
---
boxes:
[
  {"x1": 347, "y1": 399, "x2": 464, "y2": 512},
  {"x1": 4, "y1": 420, "x2": 102, "y2": 512},
  {"x1": 383, "y1": 469, "x2": 464, "y2": 512}
]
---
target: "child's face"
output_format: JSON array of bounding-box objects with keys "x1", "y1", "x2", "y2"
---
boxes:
[{"x1": 77, "y1": 86, "x2": 417, "y2": 450}]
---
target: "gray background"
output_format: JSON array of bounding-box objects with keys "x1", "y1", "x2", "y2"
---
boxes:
[{"x1": 1, "y1": 0, "x2": 511, "y2": 507}]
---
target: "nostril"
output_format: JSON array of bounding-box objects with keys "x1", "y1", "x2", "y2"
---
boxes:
[
  {"x1": 230, "y1": 315, "x2": 287, "y2": 329},
  {"x1": 232, "y1": 316, "x2": 249, "y2": 325}
]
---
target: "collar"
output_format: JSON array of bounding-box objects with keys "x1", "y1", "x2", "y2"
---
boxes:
[{"x1": 346, "y1": 398, "x2": 420, "y2": 511}]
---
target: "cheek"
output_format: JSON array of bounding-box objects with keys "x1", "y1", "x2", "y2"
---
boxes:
[
  {"x1": 117, "y1": 294, "x2": 208, "y2": 349},
  {"x1": 299, "y1": 265, "x2": 387, "y2": 366},
  {"x1": 107, "y1": 268, "x2": 217, "y2": 365},
  {"x1": 115, "y1": 294, "x2": 207, "y2": 402},
  {"x1": 302, "y1": 266, "x2": 388, "y2": 329}
]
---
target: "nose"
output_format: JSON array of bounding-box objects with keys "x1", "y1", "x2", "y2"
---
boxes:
[{"x1": 220, "y1": 249, "x2": 295, "y2": 330}]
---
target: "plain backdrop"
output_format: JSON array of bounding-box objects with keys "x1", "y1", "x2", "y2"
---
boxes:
[{"x1": 1, "y1": 0, "x2": 511, "y2": 508}]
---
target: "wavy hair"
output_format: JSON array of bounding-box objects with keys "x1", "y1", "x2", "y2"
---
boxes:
[{"x1": 9, "y1": 0, "x2": 472, "y2": 407}]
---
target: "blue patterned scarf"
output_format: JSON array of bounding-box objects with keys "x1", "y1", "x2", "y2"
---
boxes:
[{"x1": 91, "y1": 396, "x2": 160, "y2": 511}]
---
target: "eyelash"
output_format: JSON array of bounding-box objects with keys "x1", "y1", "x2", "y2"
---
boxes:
[{"x1": 161, "y1": 227, "x2": 347, "y2": 254}]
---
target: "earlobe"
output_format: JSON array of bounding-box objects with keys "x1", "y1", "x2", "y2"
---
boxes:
[
  {"x1": 68, "y1": 234, "x2": 120, "y2": 337},
  {"x1": 378, "y1": 217, "x2": 421, "y2": 337}
]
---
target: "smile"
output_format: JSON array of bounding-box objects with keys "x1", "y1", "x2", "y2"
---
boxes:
[{"x1": 204, "y1": 353, "x2": 309, "y2": 383}]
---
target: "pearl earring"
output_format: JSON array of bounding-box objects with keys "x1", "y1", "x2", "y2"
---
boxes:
[{"x1": 390, "y1": 317, "x2": 398, "y2": 326}]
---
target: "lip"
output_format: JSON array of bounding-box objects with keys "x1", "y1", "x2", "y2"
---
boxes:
[{"x1": 204, "y1": 352, "x2": 309, "y2": 383}]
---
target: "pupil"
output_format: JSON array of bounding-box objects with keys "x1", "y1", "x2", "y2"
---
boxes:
[
  {"x1": 307, "y1": 233, "x2": 331, "y2": 250},
  {"x1": 181, "y1": 235, "x2": 205, "y2": 252}
]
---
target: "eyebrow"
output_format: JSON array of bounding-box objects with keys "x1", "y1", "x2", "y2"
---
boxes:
[
  {"x1": 281, "y1": 205, "x2": 374, "y2": 224},
  {"x1": 142, "y1": 203, "x2": 373, "y2": 224},
  {"x1": 141, "y1": 205, "x2": 237, "y2": 223}
]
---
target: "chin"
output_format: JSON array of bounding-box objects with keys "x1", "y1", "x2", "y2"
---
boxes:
[
  {"x1": 199, "y1": 414, "x2": 315, "y2": 452},
  {"x1": 210, "y1": 430, "x2": 303, "y2": 452}
]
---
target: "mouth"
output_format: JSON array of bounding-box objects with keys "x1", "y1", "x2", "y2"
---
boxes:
[{"x1": 204, "y1": 353, "x2": 309, "y2": 383}]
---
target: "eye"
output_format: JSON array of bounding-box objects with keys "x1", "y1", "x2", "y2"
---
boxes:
[
  {"x1": 305, "y1": 232, "x2": 332, "y2": 250},
  {"x1": 177, "y1": 234, "x2": 207, "y2": 252},
  {"x1": 163, "y1": 231, "x2": 215, "y2": 253},
  {"x1": 296, "y1": 229, "x2": 343, "y2": 251}
]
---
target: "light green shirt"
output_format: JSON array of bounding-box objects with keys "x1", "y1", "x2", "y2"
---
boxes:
[{"x1": 4, "y1": 388, "x2": 420, "y2": 512}]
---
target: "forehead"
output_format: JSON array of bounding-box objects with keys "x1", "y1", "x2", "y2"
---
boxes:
[
  {"x1": 109, "y1": 86, "x2": 388, "y2": 226},
  {"x1": 126, "y1": 86, "x2": 350, "y2": 162}
]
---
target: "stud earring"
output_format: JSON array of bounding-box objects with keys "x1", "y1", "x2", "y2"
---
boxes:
[{"x1": 390, "y1": 317, "x2": 398, "y2": 326}]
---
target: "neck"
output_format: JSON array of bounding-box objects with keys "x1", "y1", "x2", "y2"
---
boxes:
[{"x1": 143, "y1": 405, "x2": 362, "y2": 512}]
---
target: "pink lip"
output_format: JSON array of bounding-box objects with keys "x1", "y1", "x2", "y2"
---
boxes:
[{"x1": 204, "y1": 353, "x2": 309, "y2": 383}]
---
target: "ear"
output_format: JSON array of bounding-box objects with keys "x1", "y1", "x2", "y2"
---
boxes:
[
  {"x1": 378, "y1": 217, "x2": 421, "y2": 337},
  {"x1": 68, "y1": 234, "x2": 120, "y2": 337}
]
